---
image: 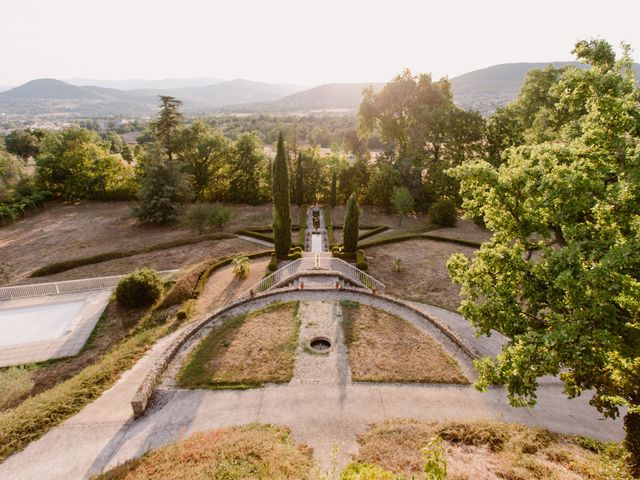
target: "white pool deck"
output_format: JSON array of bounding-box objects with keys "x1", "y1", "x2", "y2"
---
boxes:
[{"x1": 0, "y1": 291, "x2": 111, "y2": 367}]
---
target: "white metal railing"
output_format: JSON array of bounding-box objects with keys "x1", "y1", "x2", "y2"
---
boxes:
[
  {"x1": 0, "y1": 270, "x2": 178, "y2": 302},
  {"x1": 328, "y1": 258, "x2": 385, "y2": 293},
  {"x1": 239, "y1": 255, "x2": 385, "y2": 299},
  {"x1": 239, "y1": 259, "x2": 303, "y2": 299}
]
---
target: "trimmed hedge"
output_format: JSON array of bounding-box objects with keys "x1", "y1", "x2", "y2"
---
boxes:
[
  {"x1": 357, "y1": 225, "x2": 388, "y2": 241},
  {"x1": 360, "y1": 232, "x2": 482, "y2": 249},
  {"x1": 235, "y1": 229, "x2": 275, "y2": 243},
  {"x1": 30, "y1": 232, "x2": 235, "y2": 277}
]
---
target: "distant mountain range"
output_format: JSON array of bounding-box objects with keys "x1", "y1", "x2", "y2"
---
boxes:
[
  {"x1": 64, "y1": 77, "x2": 225, "y2": 90},
  {"x1": 2, "y1": 61, "x2": 639, "y2": 118}
]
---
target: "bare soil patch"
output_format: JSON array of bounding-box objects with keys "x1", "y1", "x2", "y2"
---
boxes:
[
  {"x1": 179, "y1": 301, "x2": 300, "y2": 388},
  {"x1": 366, "y1": 239, "x2": 477, "y2": 311},
  {"x1": 341, "y1": 303, "x2": 468, "y2": 384},
  {"x1": 193, "y1": 257, "x2": 271, "y2": 316},
  {"x1": 428, "y1": 218, "x2": 492, "y2": 244},
  {"x1": 350, "y1": 419, "x2": 631, "y2": 479},
  {"x1": 94, "y1": 424, "x2": 313, "y2": 480},
  {"x1": 0, "y1": 201, "x2": 272, "y2": 286},
  {"x1": 329, "y1": 205, "x2": 429, "y2": 230},
  {"x1": 21, "y1": 238, "x2": 259, "y2": 284}
]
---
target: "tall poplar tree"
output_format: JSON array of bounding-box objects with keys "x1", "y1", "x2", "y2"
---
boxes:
[
  {"x1": 343, "y1": 193, "x2": 359, "y2": 253},
  {"x1": 272, "y1": 133, "x2": 291, "y2": 256},
  {"x1": 294, "y1": 152, "x2": 304, "y2": 206},
  {"x1": 329, "y1": 169, "x2": 337, "y2": 208}
]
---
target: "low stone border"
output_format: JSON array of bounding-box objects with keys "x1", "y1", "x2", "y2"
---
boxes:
[{"x1": 130, "y1": 286, "x2": 481, "y2": 417}]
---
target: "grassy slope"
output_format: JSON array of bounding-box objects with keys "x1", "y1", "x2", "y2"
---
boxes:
[
  {"x1": 94, "y1": 424, "x2": 313, "y2": 480},
  {"x1": 349, "y1": 419, "x2": 632, "y2": 479},
  {"x1": 179, "y1": 301, "x2": 300, "y2": 389},
  {"x1": 341, "y1": 302, "x2": 468, "y2": 384}
]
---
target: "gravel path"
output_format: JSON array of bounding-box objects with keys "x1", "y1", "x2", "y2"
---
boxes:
[{"x1": 290, "y1": 301, "x2": 351, "y2": 385}]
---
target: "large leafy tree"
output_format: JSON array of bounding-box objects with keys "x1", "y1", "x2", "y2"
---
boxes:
[
  {"x1": 176, "y1": 121, "x2": 232, "y2": 201},
  {"x1": 272, "y1": 133, "x2": 291, "y2": 256},
  {"x1": 447, "y1": 40, "x2": 640, "y2": 473},
  {"x1": 36, "y1": 128, "x2": 133, "y2": 200},
  {"x1": 229, "y1": 133, "x2": 267, "y2": 205},
  {"x1": 358, "y1": 70, "x2": 484, "y2": 209},
  {"x1": 4, "y1": 129, "x2": 43, "y2": 161}
]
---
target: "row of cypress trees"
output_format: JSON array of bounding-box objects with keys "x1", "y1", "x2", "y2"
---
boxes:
[{"x1": 271, "y1": 133, "x2": 359, "y2": 258}]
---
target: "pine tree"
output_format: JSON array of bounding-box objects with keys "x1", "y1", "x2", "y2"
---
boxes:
[
  {"x1": 294, "y1": 152, "x2": 304, "y2": 206},
  {"x1": 121, "y1": 143, "x2": 133, "y2": 163},
  {"x1": 152, "y1": 96, "x2": 183, "y2": 161},
  {"x1": 330, "y1": 169, "x2": 337, "y2": 208},
  {"x1": 272, "y1": 133, "x2": 291, "y2": 256},
  {"x1": 343, "y1": 193, "x2": 359, "y2": 253},
  {"x1": 135, "y1": 146, "x2": 192, "y2": 224}
]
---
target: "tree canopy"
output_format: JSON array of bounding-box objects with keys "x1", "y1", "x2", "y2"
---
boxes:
[
  {"x1": 359, "y1": 69, "x2": 484, "y2": 209},
  {"x1": 447, "y1": 39, "x2": 640, "y2": 473}
]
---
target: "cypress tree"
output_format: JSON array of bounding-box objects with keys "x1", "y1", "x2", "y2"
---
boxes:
[
  {"x1": 343, "y1": 192, "x2": 359, "y2": 253},
  {"x1": 294, "y1": 152, "x2": 304, "y2": 206},
  {"x1": 329, "y1": 169, "x2": 337, "y2": 208},
  {"x1": 272, "y1": 132, "x2": 291, "y2": 256}
]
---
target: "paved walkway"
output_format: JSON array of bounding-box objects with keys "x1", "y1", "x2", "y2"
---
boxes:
[
  {"x1": 290, "y1": 301, "x2": 351, "y2": 385},
  {"x1": 0, "y1": 294, "x2": 625, "y2": 479}
]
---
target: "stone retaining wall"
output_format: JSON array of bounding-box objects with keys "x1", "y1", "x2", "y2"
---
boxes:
[{"x1": 130, "y1": 287, "x2": 480, "y2": 417}]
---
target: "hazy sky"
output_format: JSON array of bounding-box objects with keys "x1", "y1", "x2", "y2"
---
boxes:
[{"x1": 1, "y1": 0, "x2": 639, "y2": 86}]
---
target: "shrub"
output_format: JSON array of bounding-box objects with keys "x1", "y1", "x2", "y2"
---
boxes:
[
  {"x1": 115, "y1": 268, "x2": 164, "y2": 308},
  {"x1": 341, "y1": 463, "x2": 400, "y2": 479},
  {"x1": 232, "y1": 256, "x2": 250, "y2": 279},
  {"x1": 209, "y1": 203, "x2": 233, "y2": 230},
  {"x1": 423, "y1": 437, "x2": 447, "y2": 479},
  {"x1": 429, "y1": 199, "x2": 457, "y2": 227},
  {"x1": 356, "y1": 249, "x2": 368, "y2": 271},
  {"x1": 185, "y1": 203, "x2": 212, "y2": 234},
  {"x1": 392, "y1": 258, "x2": 403, "y2": 272}
]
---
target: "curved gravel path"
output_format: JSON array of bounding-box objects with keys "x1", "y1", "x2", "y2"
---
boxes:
[{"x1": 0, "y1": 291, "x2": 624, "y2": 479}]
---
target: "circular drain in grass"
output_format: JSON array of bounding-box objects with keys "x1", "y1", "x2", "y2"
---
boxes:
[{"x1": 309, "y1": 336, "x2": 333, "y2": 353}]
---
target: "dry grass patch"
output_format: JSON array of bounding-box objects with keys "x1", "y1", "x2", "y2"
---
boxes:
[
  {"x1": 0, "y1": 367, "x2": 34, "y2": 411},
  {"x1": 0, "y1": 201, "x2": 272, "y2": 286},
  {"x1": 366, "y1": 239, "x2": 477, "y2": 311},
  {"x1": 350, "y1": 419, "x2": 632, "y2": 480},
  {"x1": 341, "y1": 302, "x2": 468, "y2": 384},
  {"x1": 179, "y1": 301, "x2": 300, "y2": 388},
  {"x1": 94, "y1": 424, "x2": 313, "y2": 480}
]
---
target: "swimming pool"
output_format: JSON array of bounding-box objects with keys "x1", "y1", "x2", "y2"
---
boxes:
[{"x1": 0, "y1": 300, "x2": 85, "y2": 346}]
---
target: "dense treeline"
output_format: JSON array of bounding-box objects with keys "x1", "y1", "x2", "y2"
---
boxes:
[{"x1": 2, "y1": 44, "x2": 636, "y2": 223}]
